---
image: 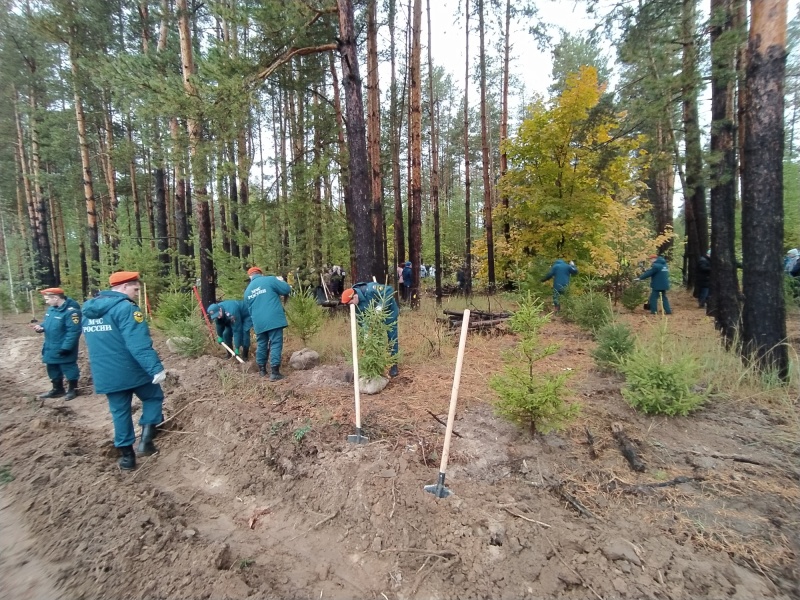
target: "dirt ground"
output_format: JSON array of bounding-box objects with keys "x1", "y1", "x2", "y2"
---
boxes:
[{"x1": 1, "y1": 292, "x2": 798, "y2": 600}]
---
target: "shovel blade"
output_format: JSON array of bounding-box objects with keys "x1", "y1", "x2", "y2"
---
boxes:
[
  {"x1": 347, "y1": 427, "x2": 369, "y2": 445},
  {"x1": 423, "y1": 483, "x2": 452, "y2": 498}
]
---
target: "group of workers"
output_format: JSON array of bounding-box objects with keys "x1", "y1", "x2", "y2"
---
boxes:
[{"x1": 32, "y1": 267, "x2": 400, "y2": 472}]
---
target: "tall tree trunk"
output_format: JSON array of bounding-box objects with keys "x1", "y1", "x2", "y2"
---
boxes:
[
  {"x1": 740, "y1": 0, "x2": 788, "y2": 377},
  {"x1": 427, "y1": 0, "x2": 442, "y2": 304},
  {"x1": 367, "y1": 0, "x2": 386, "y2": 279},
  {"x1": 101, "y1": 95, "x2": 120, "y2": 257},
  {"x1": 388, "y1": 0, "x2": 405, "y2": 284},
  {"x1": 337, "y1": 0, "x2": 380, "y2": 281},
  {"x1": 647, "y1": 122, "x2": 675, "y2": 256},
  {"x1": 228, "y1": 141, "x2": 239, "y2": 259},
  {"x1": 478, "y1": 0, "x2": 495, "y2": 290},
  {"x1": 312, "y1": 86, "x2": 324, "y2": 271},
  {"x1": 709, "y1": 0, "x2": 741, "y2": 343},
  {"x1": 28, "y1": 92, "x2": 55, "y2": 286},
  {"x1": 127, "y1": 120, "x2": 143, "y2": 244},
  {"x1": 13, "y1": 89, "x2": 39, "y2": 274},
  {"x1": 236, "y1": 124, "x2": 249, "y2": 260},
  {"x1": 170, "y1": 117, "x2": 192, "y2": 275},
  {"x1": 178, "y1": 0, "x2": 215, "y2": 305},
  {"x1": 463, "y1": 0, "x2": 472, "y2": 296},
  {"x1": 500, "y1": 0, "x2": 511, "y2": 250},
  {"x1": 329, "y1": 53, "x2": 355, "y2": 275},
  {"x1": 154, "y1": 167, "x2": 170, "y2": 269},
  {"x1": 70, "y1": 48, "x2": 99, "y2": 286},
  {"x1": 408, "y1": 0, "x2": 422, "y2": 306},
  {"x1": 682, "y1": 0, "x2": 708, "y2": 289}
]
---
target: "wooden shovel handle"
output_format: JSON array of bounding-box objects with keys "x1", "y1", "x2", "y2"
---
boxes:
[
  {"x1": 349, "y1": 303, "x2": 362, "y2": 429},
  {"x1": 438, "y1": 309, "x2": 470, "y2": 475}
]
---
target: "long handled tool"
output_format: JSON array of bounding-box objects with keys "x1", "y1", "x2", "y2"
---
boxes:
[
  {"x1": 347, "y1": 303, "x2": 369, "y2": 444},
  {"x1": 220, "y1": 340, "x2": 246, "y2": 364},
  {"x1": 424, "y1": 309, "x2": 470, "y2": 498}
]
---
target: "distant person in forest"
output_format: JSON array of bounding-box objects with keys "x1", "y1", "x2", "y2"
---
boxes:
[
  {"x1": 244, "y1": 266, "x2": 292, "y2": 381},
  {"x1": 402, "y1": 261, "x2": 413, "y2": 302},
  {"x1": 784, "y1": 249, "x2": 799, "y2": 274},
  {"x1": 541, "y1": 259, "x2": 578, "y2": 311},
  {"x1": 341, "y1": 281, "x2": 400, "y2": 378},
  {"x1": 456, "y1": 267, "x2": 466, "y2": 294},
  {"x1": 695, "y1": 251, "x2": 711, "y2": 309},
  {"x1": 207, "y1": 300, "x2": 252, "y2": 360},
  {"x1": 396, "y1": 263, "x2": 406, "y2": 300},
  {"x1": 635, "y1": 255, "x2": 672, "y2": 315},
  {"x1": 81, "y1": 272, "x2": 166, "y2": 470},
  {"x1": 32, "y1": 288, "x2": 82, "y2": 401}
]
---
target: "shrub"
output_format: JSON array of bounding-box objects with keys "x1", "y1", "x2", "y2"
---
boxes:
[
  {"x1": 355, "y1": 289, "x2": 396, "y2": 379},
  {"x1": 161, "y1": 313, "x2": 209, "y2": 358},
  {"x1": 154, "y1": 289, "x2": 195, "y2": 327},
  {"x1": 592, "y1": 321, "x2": 635, "y2": 370},
  {"x1": 620, "y1": 282, "x2": 649, "y2": 312},
  {"x1": 285, "y1": 286, "x2": 324, "y2": 344},
  {"x1": 490, "y1": 294, "x2": 579, "y2": 435},
  {"x1": 619, "y1": 322, "x2": 708, "y2": 416},
  {"x1": 561, "y1": 289, "x2": 613, "y2": 333}
]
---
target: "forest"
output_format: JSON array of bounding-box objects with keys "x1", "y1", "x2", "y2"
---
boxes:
[{"x1": 0, "y1": 0, "x2": 798, "y2": 373}]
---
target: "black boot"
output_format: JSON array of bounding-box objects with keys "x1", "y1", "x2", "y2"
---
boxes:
[
  {"x1": 39, "y1": 379, "x2": 65, "y2": 399},
  {"x1": 270, "y1": 365, "x2": 284, "y2": 381},
  {"x1": 118, "y1": 445, "x2": 136, "y2": 470},
  {"x1": 64, "y1": 380, "x2": 78, "y2": 401},
  {"x1": 240, "y1": 347, "x2": 249, "y2": 361},
  {"x1": 258, "y1": 364, "x2": 267, "y2": 377},
  {"x1": 137, "y1": 424, "x2": 158, "y2": 456}
]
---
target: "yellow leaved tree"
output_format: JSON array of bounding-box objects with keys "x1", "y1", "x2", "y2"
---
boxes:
[{"x1": 495, "y1": 66, "x2": 671, "y2": 285}]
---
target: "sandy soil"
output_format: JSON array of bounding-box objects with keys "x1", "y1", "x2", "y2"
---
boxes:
[{"x1": 0, "y1": 294, "x2": 798, "y2": 600}]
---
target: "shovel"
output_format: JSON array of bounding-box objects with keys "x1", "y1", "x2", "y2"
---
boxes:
[
  {"x1": 424, "y1": 309, "x2": 470, "y2": 498},
  {"x1": 347, "y1": 303, "x2": 369, "y2": 444},
  {"x1": 220, "y1": 340, "x2": 245, "y2": 364}
]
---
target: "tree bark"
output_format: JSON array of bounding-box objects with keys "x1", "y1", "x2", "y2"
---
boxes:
[
  {"x1": 500, "y1": 0, "x2": 511, "y2": 248},
  {"x1": 28, "y1": 91, "x2": 55, "y2": 286},
  {"x1": 177, "y1": 0, "x2": 215, "y2": 305},
  {"x1": 408, "y1": 0, "x2": 422, "y2": 306},
  {"x1": 427, "y1": 0, "x2": 442, "y2": 305},
  {"x1": 366, "y1": 0, "x2": 386, "y2": 280},
  {"x1": 478, "y1": 0, "x2": 495, "y2": 290},
  {"x1": 329, "y1": 53, "x2": 355, "y2": 276},
  {"x1": 337, "y1": 0, "x2": 380, "y2": 282},
  {"x1": 709, "y1": 0, "x2": 741, "y2": 343},
  {"x1": 388, "y1": 0, "x2": 405, "y2": 284},
  {"x1": 463, "y1": 0, "x2": 472, "y2": 296},
  {"x1": 740, "y1": 0, "x2": 788, "y2": 378}
]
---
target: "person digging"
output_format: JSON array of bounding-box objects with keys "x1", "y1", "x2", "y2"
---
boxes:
[
  {"x1": 341, "y1": 282, "x2": 400, "y2": 378},
  {"x1": 207, "y1": 300, "x2": 252, "y2": 361}
]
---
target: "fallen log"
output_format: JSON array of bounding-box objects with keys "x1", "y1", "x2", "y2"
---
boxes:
[
  {"x1": 443, "y1": 309, "x2": 512, "y2": 319},
  {"x1": 611, "y1": 422, "x2": 646, "y2": 472}
]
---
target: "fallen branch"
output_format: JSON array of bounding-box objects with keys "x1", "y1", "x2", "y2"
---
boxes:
[
  {"x1": 159, "y1": 399, "x2": 206, "y2": 428},
  {"x1": 611, "y1": 422, "x2": 646, "y2": 472},
  {"x1": 503, "y1": 507, "x2": 552, "y2": 528},
  {"x1": 605, "y1": 475, "x2": 704, "y2": 495},
  {"x1": 688, "y1": 450, "x2": 767, "y2": 466},
  {"x1": 426, "y1": 410, "x2": 462, "y2": 438},
  {"x1": 556, "y1": 486, "x2": 598, "y2": 520},
  {"x1": 585, "y1": 426, "x2": 597, "y2": 460}
]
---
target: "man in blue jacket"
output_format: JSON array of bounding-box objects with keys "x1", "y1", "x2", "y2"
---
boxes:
[
  {"x1": 402, "y1": 261, "x2": 413, "y2": 302},
  {"x1": 82, "y1": 271, "x2": 166, "y2": 470},
  {"x1": 636, "y1": 255, "x2": 672, "y2": 315},
  {"x1": 341, "y1": 282, "x2": 400, "y2": 378},
  {"x1": 244, "y1": 266, "x2": 292, "y2": 380},
  {"x1": 541, "y1": 259, "x2": 578, "y2": 311},
  {"x1": 207, "y1": 300, "x2": 252, "y2": 360},
  {"x1": 32, "y1": 287, "x2": 82, "y2": 400}
]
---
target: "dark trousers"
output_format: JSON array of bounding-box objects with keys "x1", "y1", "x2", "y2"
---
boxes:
[
  {"x1": 106, "y1": 383, "x2": 164, "y2": 447},
  {"x1": 256, "y1": 328, "x2": 284, "y2": 367}
]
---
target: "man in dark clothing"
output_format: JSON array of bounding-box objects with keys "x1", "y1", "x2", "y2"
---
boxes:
[
  {"x1": 33, "y1": 287, "x2": 82, "y2": 400},
  {"x1": 81, "y1": 272, "x2": 166, "y2": 470},
  {"x1": 341, "y1": 282, "x2": 400, "y2": 378},
  {"x1": 696, "y1": 251, "x2": 711, "y2": 308},
  {"x1": 402, "y1": 261, "x2": 413, "y2": 302},
  {"x1": 541, "y1": 259, "x2": 578, "y2": 311},
  {"x1": 636, "y1": 255, "x2": 672, "y2": 315},
  {"x1": 244, "y1": 266, "x2": 292, "y2": 380},
  {"x1": 207, "y1": 300, "x2": 252, "y2": 360},
  {"x1": 456, "y1": 267, "x2": 466, "y2": 294}
]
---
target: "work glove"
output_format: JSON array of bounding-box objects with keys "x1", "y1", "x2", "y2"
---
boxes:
[
  {"x1": 217, "y1": 336, "x2": 224, "y2": 344},
  {"x1": 57, "y1": 348, "x2": 71, "y2": 357},
  {"x1": 569, "y1": 261, "x2": 575, "y2": 266},
  {"x1": 234, "y1": 348, "x2": 240, "y2": 356},
  {"x1": 152, "y1": 371, "x2": 166, "y2": 385}
]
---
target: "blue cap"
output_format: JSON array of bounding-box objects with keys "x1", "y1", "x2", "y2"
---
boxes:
[
  {"x1": 207, "y1": 303, "x2": 220, "y2": 319},
  {"x1": 405, "y1": 261, "x2": 411, "y2": 267}
]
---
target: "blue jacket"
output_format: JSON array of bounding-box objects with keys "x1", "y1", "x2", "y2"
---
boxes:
[
  {"x1": 542, "y1": 259, "x2": 578, "y2": 292},
  {"x1": 210, "y1": 300, "x2": 252, "y2": 349},
  {"x1": 352, "y1": 282, "x2": 399, "y2": 357},
  {"x1": 81, "y1": 291, "x2": 164, "y2": 394},
  {"x1": 244, "y1": 275, "x2": 292, "y2": 334},
  {"x1": 402, "y1": 263, "x2": 412, "y2": 287},
  {"x1": 41, "y1": 298, "x2": 82, "y2": 364},
  {"x1": 638, "y1": 257, "x2": 671, "y2": 291}
]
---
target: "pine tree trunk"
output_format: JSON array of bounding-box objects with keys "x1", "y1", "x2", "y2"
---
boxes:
[
  {"x1": 709, "y1": 0, "x2": 741, "y2": 343},
  {"x1": 178, "y1": 0, "x2": 215, "y2": 305},
  {"x1": 337, "y1": 0, "x2": 379, "y2": 282},
  {"x1": 478, "y1": 0, "x2": 495, "y2": 290},
  {"x1": 740, "y1": 0, "x2": 788, "y2": 378},
  {"x1": 500, "y1": 0, "x2": 510, "y2": 249},
  {"x1": 388, "y1": 0, "x2": 405, "y2": 284},
  {"x1": 647, "y1": 122, "x2": 675, "y2": 256},
  {"x1": 408, "y1": 0, "x2": 423, "y2": 306},
  {"x1": 28, "y1": 92, "x2": 55, "y2": 286},
  {"x1": 127, "y1": 121, "x2": 143, "y2": 244},
  {"x1": 236, "y1": 125, "x2": 250, "y2": 260},
  {"x1": 154, "y1": 167, "x2": 170, "y2": 268},
  {"x1": 312, "y1": 86, "x2": 324, "y2": 271},
  {"x1": 426, "y1": 0, "x2": 442, "y2": 304},
  {"x1": 367, "y1": 0, "x2": 386, "y2": 280},
  {"x1": 463, "y1": 0, "x2": 472, "y2": 296},
  {"x1": 170, "y1": 117, "x2": 192, "y2": 274},
  {"x1": 101, "y1": 95, "x2": 120, "y2": 257},
  {"x1": 228, "y1": 141, "x2": 239, "y2": 258},
  {"x1": 13, "y1": 89, "x2": 39, "y2": 274}
]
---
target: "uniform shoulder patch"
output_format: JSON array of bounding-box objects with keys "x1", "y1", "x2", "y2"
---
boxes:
[
  {"x1": 133, "y1": 311, "x2": 144, "y2": 323},
  {"x1": 71, "y1": 313, "x2": 80, "y2": 325}
]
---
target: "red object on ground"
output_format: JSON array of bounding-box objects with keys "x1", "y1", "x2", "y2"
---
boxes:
[{"x1": 193, "y1": 286, "x2": 216, "y2": 340}]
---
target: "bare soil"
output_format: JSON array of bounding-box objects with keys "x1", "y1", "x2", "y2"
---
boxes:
[{"x1": 1, "y1": 293, "x2": 798, "y2": 600}]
